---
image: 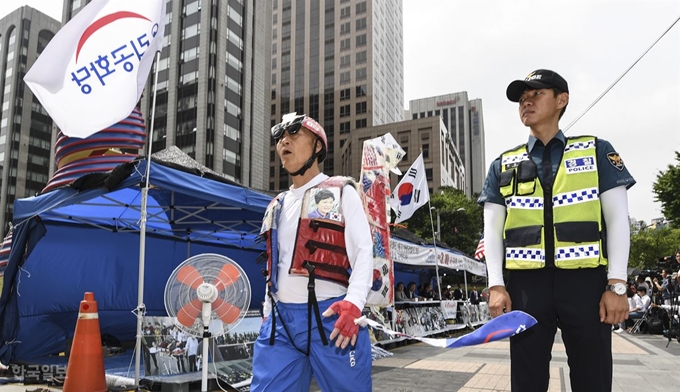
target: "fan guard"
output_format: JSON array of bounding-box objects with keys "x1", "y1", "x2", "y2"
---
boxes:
[{"x1": 164, "y1": 253, "x2": 251, "y2": 337}]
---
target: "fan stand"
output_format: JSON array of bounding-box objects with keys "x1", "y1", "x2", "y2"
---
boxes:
[{"x1": 201, "y1": 301, "x2": 212, "y2": 392}]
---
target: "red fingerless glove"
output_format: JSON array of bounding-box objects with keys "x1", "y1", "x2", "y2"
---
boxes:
[{"x1": 328, "y1": 300, "x2": 362, "y2": 338}]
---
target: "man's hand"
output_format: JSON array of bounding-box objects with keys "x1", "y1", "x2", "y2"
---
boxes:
[
  {"x1": 322, "y1": 300, "x2": 362, "y2": 349},
  {"x1": 599, "y1": 291, "x2": 629, "y2": 325},
  {"x1": 488, "y1": 286, "x2": 512, "y2": 318}
]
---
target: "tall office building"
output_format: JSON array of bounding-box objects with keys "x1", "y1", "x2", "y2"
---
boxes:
[
  {"x1": 0, "y1": 7, "x2": 60, "y2": 234},
  {"x1": 405, "y1": 92, "x2": 486, "y2": 197},
  {"x1": 63, "y1": 0, "x2": 273, "y2": 189},
  {"x1": 268, "y1": 0, "x2": 404, "y2": 190}
]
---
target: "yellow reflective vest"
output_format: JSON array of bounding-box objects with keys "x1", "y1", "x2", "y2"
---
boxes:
[{"x1": 499, "y1": 136, "x2": 608, "y2": 270}]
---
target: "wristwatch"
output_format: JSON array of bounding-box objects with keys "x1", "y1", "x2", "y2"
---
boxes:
[{"x1": 605, "y1": 283, "x2": 627, "y2": 296}]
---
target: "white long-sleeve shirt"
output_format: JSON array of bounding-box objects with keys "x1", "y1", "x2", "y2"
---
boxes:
[{"x1": 263, "y1": 173, "x2": 373, "y2": 316}]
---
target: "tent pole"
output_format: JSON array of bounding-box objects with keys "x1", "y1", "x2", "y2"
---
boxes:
[
  {"x1": 135, "y1": 50, "x2": 161, "y2": 386},
  {"x1": 427, "y1": 201, "x2": 442, "y2": 300},
  {"x1": 464, "y1": 270, "x2": 468, "y2": 301}
]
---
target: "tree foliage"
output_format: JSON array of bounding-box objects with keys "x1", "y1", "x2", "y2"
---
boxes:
[
  {"x1": 652, "y1": 151, "x2": 680, "y2": 228},
  {"x1": 399, "y1": 187, "x2": 483, "y2": 256},
  {"x1": 628, "y1": 226, "x2": 680, "y2": 270}
]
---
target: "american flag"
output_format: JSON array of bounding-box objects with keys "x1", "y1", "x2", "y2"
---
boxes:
[{"x1": 474, "y1": 234, "x2": 485, "y2": 261}]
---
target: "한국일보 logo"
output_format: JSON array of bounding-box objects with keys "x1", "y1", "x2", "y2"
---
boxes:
[{"x1": 564, "y1": 156, "x2": 596, "y2": 174}]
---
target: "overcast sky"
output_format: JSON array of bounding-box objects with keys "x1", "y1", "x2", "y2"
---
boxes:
[{"x1": 1, "y1": 0, "x2": 679, "y2": 223}]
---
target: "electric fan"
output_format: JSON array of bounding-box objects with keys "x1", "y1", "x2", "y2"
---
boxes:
[{"x1": 164, "y1": 253, "x2": 251, "y2": 392}]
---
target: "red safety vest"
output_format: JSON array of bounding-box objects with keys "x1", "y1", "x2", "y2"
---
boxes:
[{"x1": 262, "y1": 176, "x2": 355, "y2": 286}]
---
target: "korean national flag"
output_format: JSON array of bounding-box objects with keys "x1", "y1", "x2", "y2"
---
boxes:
[{"x1": 389, "y1": 153, "x2": 429, "y2": 224}]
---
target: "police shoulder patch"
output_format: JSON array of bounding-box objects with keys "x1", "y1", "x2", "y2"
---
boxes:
[{"x1": 606, "y1": 152, "x2": 625, "y2": 171}]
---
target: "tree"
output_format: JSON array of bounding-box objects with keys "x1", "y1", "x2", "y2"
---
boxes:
[
  {"x1": 400, "y1": 187, "x2": 483, "y2": 256},
  {"x1": 628, "y1": 226, "x2": 680, "y2": 270},
  {"x1": 652, "y1": 151, "x2": 680, "y2": 228}
]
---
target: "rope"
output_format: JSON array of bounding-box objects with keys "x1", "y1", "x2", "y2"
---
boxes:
[{"x1": 564, "y1": 14, "x2": 680, "y2": 132}]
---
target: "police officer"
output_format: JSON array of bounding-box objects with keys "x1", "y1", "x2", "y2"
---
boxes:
[
  {"x1": 251, "y1": 113, "x2": 373, "y2": 392},
  {"x1": 478, "y1": 70, "x2": 635, "y2": 391}
]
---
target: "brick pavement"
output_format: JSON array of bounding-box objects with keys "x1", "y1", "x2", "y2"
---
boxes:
[{"x1": 2, "y1": 329, "x2": 680, "y2": 391}]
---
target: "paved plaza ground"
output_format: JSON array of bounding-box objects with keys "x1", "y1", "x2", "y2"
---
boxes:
[{"x1": 2, "y1": 328, "x2": 680, "y2": 391}]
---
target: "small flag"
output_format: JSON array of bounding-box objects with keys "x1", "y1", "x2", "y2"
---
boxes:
[
  {"x1": 24, "y1": 0, "x2": 166, "y2": 138},
  {"x1": 474, "y1": 234, "x2": 485, "y2": 261},
  {"x1": 358, "y1": 310, "x2": 537, "y2": 348},
  {"x1": 389, "y1": 153, "x2": 429, "y2": 224}
]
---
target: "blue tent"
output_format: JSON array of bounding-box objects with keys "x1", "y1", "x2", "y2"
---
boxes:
[{"x1": 0, "y1": 148, "x2": 272, "y2": 363}]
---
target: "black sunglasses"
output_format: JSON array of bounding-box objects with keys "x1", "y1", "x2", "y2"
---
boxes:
[{"x1": 271, "y1": 116, "x2": 305, "y2": 142}]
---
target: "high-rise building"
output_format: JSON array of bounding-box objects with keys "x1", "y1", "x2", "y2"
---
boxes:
[
  {"x1": 0, "y1": 7, "x2": 60, "y2": 234},
  {"x1": 268, "y1": 0, "x2": 404, "y2": 190},
  {"x1": 62, "y1": 0, "x2": 273, "y2": 189},
  {"x1": 405, "y1": 92, "x2": 486, "y2": 197}
]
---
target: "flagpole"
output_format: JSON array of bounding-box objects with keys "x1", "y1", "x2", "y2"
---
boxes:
[
  {"x1": 134, "y1": 50, "x2": 161, "y2": 386},
  {"x1": 428, "y1": 202, "x2": 442, "y2": 301}
]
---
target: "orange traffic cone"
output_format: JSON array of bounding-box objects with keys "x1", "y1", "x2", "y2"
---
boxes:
[{"x1": 63, "y1": 292, "x2": 107, "y2": 392}]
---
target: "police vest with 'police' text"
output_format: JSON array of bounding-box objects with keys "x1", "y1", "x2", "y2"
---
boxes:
[{"x1": 499, "y1": 136, "x2": 608, "y2": 270}]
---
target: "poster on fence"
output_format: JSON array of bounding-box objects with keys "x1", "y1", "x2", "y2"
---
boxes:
[
  {"x1": 142, "y1": 311, "x2": 261, "y2": 387},
  {"x1": 400, "y1": 306, "x2": 448, "y2": 336},
  {"x1": 440, "y1": 300, "x2": 459, "y2": 320}
]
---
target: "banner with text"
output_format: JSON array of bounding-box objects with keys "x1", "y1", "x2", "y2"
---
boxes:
[{"x1": 389, "y1": 237, "x2": 486, "y2": 277}]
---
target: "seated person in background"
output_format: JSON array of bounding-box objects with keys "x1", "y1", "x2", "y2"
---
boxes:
[
  {"x1": 394, "y1": 282, "x2": 407, "y2": 302},
  {"x1": 420, "y1": 283, "x2": 435, "y2": 300},
  {"x1": 626, "y1": 286, "x2": 651, "y2": 331},
  {"x1": 441, "y1": 286, "x2": 453, "y2": 300},
  {"x1": 406, "y1": 282, "x2": 417, "y2": 299}
]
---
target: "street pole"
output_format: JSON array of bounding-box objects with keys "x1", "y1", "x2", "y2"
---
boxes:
[{"x1": 429, "y1": 205, "x2": 442, "y2": 300}]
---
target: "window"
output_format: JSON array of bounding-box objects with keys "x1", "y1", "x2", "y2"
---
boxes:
[
  {"x1": 355, "y1": 51, "x2": 367, "y2": 64},
  {"x1": 356, "y1": 68, "x2": 367, "y2": 80},
  {"x1": 340, "y1": 54, "x2": 350, "y2": 68},
  {"x1": 356, "y1": 101, "x2": 367, "y2": 114},
  {"x1": 426, "y1": 168, "x2": 433, "y2": 181},
  {"x1": 340, "y1": 88, "x2": 350, "y2": 100},
  {"x1": 422, "y1": 143, "x2": 429, "y2": 159},
  {"x1": 340, "y1": 38, "x2": 350, "y2": 51},
  {"x1": 340, "y1": 71, "x2": 350, "y2": 85},
  {"x1": 340, "y1": 7, "x2": 350, "y2": 18},
  {"x1": 356, "y1": 34, "x2": 366, "y2": 47},
  {"x1": 356, "y1": 18, "x2": 367, "y2": 30},
  {"x1": 340, "y1": 105, "x2": 350, "y2": 117},
  {"x1": 340, "y1": 22, "x2": 351, "y2": 35},
  {"x1": 355, "y1": 119, "x2": 367, "y2": 128},
  {"x1": 356, "y1": 84, "x2": 367, "y2": 97},
  {"x1": 356, "y1": 2, "x2": 367, "y2": 14},
  {"x1": 340, "y1": 122, "x2": 350, "y2": 134}
]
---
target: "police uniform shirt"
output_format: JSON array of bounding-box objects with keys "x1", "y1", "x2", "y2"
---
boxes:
[{"x1": 478, "y1": 130, "x2": 635, "y2": 207}]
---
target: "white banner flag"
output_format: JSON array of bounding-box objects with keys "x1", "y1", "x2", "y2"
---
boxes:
[
  {"x1": 24, "y1": 0, "x2": 166, "y2": 138},
  {"x1": 389, "y1": 153, "x2": 429, "y2": 224}
]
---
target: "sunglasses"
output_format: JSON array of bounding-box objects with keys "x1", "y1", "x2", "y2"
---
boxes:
[{"x1": 271, "y1": 116, "x2": 306, "y2": 142}]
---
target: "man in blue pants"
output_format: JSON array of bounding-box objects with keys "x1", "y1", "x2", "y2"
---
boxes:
[{"x1": 252, "y1": 113, "x2": 373, "y2": 391}]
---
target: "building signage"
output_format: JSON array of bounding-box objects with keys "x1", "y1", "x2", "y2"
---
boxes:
[{"x1": 436, "y1": 97, "x2": 459, "y2": 107}]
